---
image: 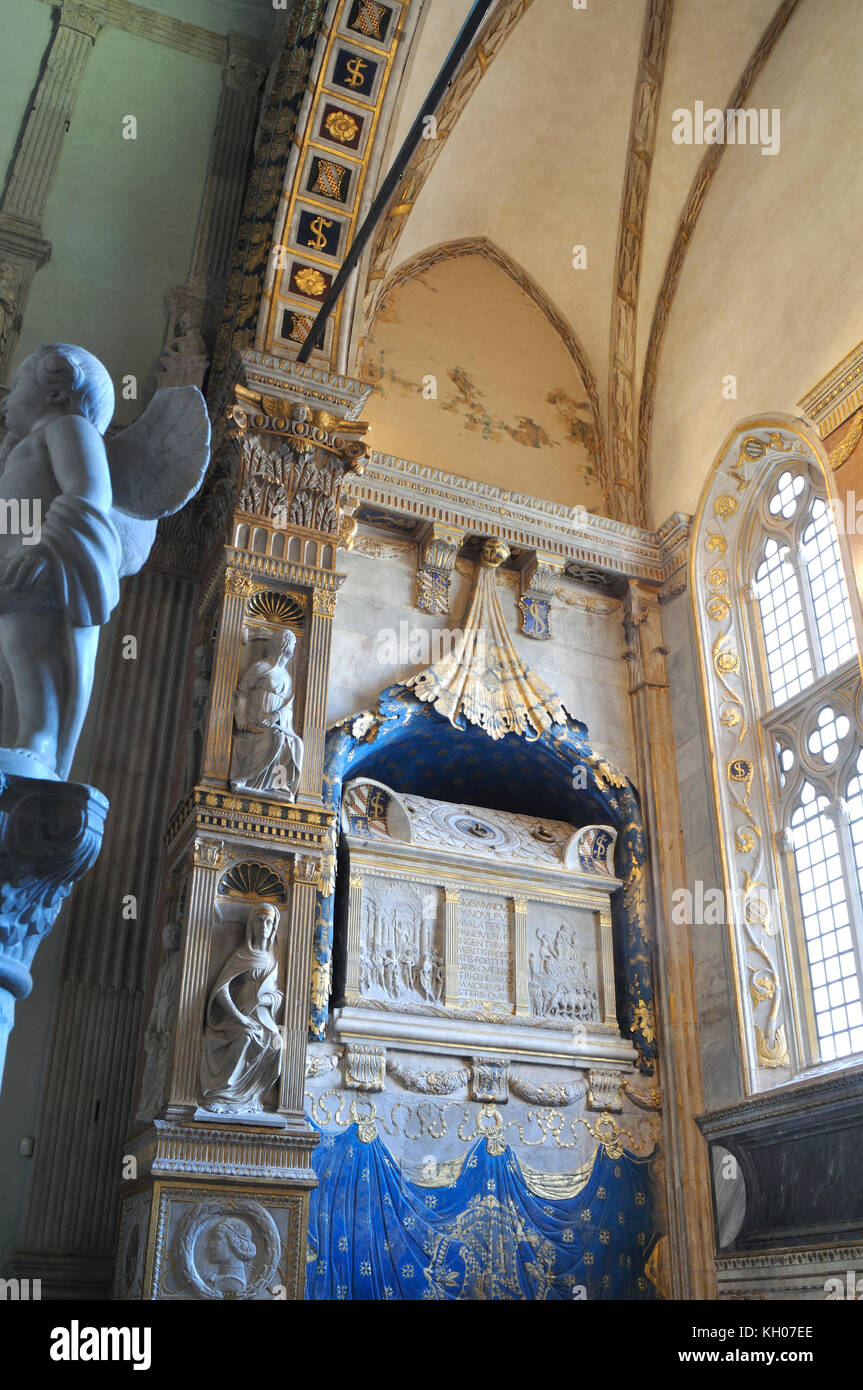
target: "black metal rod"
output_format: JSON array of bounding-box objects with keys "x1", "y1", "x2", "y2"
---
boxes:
[{"x1": 296, "y1": 0, "x2": 493, "y2": 363}]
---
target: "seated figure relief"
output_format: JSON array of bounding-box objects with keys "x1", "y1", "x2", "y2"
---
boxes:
[{"x1": 230, "y1": 628, "x2": 303, "y2": 799}]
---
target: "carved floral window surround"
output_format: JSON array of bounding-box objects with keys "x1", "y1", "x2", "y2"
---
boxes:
[{"x1": 692, "y1": 418, "x2": 863, "y2": 1093}]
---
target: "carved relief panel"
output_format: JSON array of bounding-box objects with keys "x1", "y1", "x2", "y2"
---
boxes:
[
  {"x1": 359, "y1": 877, "x2": 442, "y2": 1005},
  {"x1": 527, "y1": 902, "x2": 601, "y2": 1025}
]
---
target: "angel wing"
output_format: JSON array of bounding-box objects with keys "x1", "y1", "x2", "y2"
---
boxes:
[{"x1": 106, "y1": 386, "x2": 211, "y2": 521}]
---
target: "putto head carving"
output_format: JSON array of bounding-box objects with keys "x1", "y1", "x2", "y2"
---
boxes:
[
  {"x1": 480, "y1": 537, "x2": 510, "y2": 569},
  {"x1": 4, "y1": 342, "x2": 114, "y2": 438}
]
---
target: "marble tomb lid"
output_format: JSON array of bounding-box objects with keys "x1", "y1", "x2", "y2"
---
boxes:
[{"x1": 341, "y1": 778, "x2": 617, "y2": 878}]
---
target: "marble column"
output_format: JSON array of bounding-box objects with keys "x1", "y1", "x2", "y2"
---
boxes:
[
  {"x1": 0, "y1": 0, "x2": 103, "y2": 382},
  {"x1": 622, "y1": 578, "x2": 716, "y2": 1299}
]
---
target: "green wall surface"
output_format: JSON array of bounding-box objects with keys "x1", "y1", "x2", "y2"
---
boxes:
[
  {"x1": 0, "y1": 1, "x2": 54, "y2": 193},
  {"x1": 13, "y1": 24, "x2": 223, "y2": 421}
]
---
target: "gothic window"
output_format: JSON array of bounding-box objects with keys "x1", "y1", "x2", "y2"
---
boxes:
[{"x1": 693, "y1": 423, "x2": 863, "y2": 1090}]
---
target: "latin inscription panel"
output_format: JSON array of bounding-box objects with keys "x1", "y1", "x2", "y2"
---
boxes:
[{"x1": 458, "y1": 893, "x2": 512, "y2": 1006}]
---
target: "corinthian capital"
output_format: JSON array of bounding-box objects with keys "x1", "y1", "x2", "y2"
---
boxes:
[{"x1": 58, "y1": 0, "x2": 103, "y2": 40}]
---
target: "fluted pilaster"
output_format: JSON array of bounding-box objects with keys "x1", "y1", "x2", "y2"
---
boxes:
[{"x1": 14, "y1": 566, "x2": 195, "y2": 1297}]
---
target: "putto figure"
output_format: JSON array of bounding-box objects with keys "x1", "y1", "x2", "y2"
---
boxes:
[
  {"x1": 230, "y1": 628, "x2": 303, "y2": 798},
  {"x1": 0, "y1": 343, "x2": 210, "y2": 780}
]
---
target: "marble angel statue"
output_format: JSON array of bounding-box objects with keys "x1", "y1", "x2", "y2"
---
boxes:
[
  {"x1": 200, "y1": 902, "x2": 283, "y2": 1114},
  {"x1": 230, "y1": 628, "x2": 303, "y2": 798},
  {"x1": 0, "y1": 343, "x2": 210, "y2": 780}
]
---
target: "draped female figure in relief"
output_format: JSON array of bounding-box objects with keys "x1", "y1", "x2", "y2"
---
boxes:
[
  {"x1": 230, "y1": 628, "x2": 303, "y2": 799},
  {"x1": 200, "y1": 903, "x2": 283, "y2": 1114}
]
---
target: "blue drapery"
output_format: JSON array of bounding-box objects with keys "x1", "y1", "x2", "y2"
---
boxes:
[{"x1": 306, "y1": 1123, "x2": 661, "y2": 1300}]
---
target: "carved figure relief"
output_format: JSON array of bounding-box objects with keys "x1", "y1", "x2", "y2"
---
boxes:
[
  {"x1": 200, "y1": 902, "x2": 283, "y2": 1114},
  {"x1": 175, "y1": 1196, "x2": 280, "y2": 1300},
  {"x1": 360, "y1": 881, "x2": 442, "y2": 1004},
  {"x1": 529, "y1": 925, "x2": 597, "y2": 1022},
  {"x1": 137, "y1": 920, "x2": 182, "y2": 1120},
  {"x1": 230, "y1": 629, "x2": 303, "y2": 798}
]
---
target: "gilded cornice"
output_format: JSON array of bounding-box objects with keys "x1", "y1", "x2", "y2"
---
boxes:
[{"x1": 797, "y1": 338, "x2": 863, "y2": 439}]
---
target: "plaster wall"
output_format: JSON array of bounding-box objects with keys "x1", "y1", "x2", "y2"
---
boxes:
[
  {"x1": 327, "y1": 536, "x2": 637, "y2": 789},
  {"x1": 649, "y1": 0, "x2": 863, "y2": 525},
  {"x1": 11, "y1": 23, "x2": 221, "y2": 421}
]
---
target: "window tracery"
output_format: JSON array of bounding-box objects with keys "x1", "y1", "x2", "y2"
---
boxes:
[{"x1": 693, "y1": 421, "x2": 863, "y2": 1088}]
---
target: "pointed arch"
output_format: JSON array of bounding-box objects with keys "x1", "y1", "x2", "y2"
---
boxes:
[
  {"x1": 366, "y1": 236, "x2": 610, "y2": 504},
  {"x1": 691, "y1": 414, "x2": 863, "y2": 1091}
]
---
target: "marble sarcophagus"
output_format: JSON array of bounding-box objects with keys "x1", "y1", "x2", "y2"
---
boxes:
[{"x1": 334, "y1": 779, "x2": 637, "y2": 1075}]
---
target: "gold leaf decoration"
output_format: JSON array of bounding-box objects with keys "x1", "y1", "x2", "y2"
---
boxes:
[
  {"x1": 246, "y1": 590, "x2": 305, "y2": 630},
  {"x1": 828, "y1": 408, "x2": 863, "y2": 471},
  {"x1": 294, "y1": 266, "x2": 327, "y2": 296},
  {"x1": 755, "y1": 1023, "x2": 789, "y2": 1068},
  {"x1": 325, "y1": 109, "x2": 359, "y2": 143},
  {"x1": 219, "y1": 861, "x2": 287, "y2": 903}
]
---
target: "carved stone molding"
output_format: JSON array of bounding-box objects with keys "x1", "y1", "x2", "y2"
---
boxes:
[
  {"x1": 637, "y1": 0, "x2": 801, "y2": 524},
  {"x1": 0, "y1": 775, "x2": 108, "y2": 1089},
  {"x1": 33, "y1": 0, "x2": 267, "y2": 67},
  {"x1": 0, "y1": 4, "x2": 102, "y2": 378},
  {"x1": 608, "y1": 0, "x2": 674, "y2": 526}
]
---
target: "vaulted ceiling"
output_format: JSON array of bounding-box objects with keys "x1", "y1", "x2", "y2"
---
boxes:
[{"x1": 349, "y1": 0, "x2": 823, "y2": 527}]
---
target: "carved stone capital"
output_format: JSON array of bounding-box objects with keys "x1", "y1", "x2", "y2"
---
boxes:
[
  {"x1": 0, "y1": 775, "x2": 108, "y2": 1088},
  {"x1": 191, "y1": 838, "x2": 225, "y2": 870},
  {"x1": 224, "y1": 568, "x2": 261, "y2": 599},
  {"x1": 415, "y1": 521, "x2": 463, "y2": 615},
  {"x1": 229, "y1": 395, "x2": 370, "y2": 539},
  {"x1": 312, "y1": 588, "x2": 336, "y2": 619},
  {"x1": 58, "y1": 0, "x2": 103, "y2": 40},
  {"x1": 224, "y1": 53, "x2": 267, "y2": 93},
  {"x1": 622, "y1": 579, "x2": 669, "y2": 690},
  {"x1": 293, "y1": 854, "x2": 320, "y2": 886}
]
